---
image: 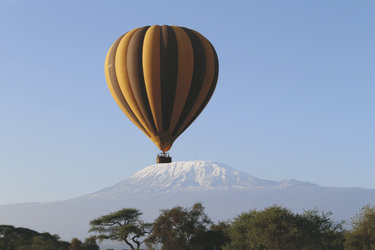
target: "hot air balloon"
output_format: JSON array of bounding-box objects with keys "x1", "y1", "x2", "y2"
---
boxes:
[{"x1": 105, "y1": 25, "x2": 219, "y2": 163}]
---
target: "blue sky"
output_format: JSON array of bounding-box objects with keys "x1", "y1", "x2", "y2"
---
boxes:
[{"x1": 0, "y1": 1, "x2": 374, "y2": 205}]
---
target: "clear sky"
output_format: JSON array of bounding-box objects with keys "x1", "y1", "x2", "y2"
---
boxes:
[{"x1": 0, "y1": 0, "x2": 374, "y2": 205}]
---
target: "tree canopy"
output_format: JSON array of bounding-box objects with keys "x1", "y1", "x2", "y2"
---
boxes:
[
  {"x1": 224, "y1": 205, "x2": 345, "y2": 250},
  {"x1": 68, "y1": 236, "x2": 99, "y2": 250},
  {"x1": 345, "y1": 205, "x2": 375, "y2": 249},
  {"x1": 146, "y1": 202, "x2": 229, "y2": 250},
  {"x1": 89, "y1": 208, "x2": 152, "y2": 250},
  {"x1": 0, "y1": 225, "x2": 70, "y2": 250},
  {"x1": 4, "y1": 202, "x2": 374, "y2": 249}
]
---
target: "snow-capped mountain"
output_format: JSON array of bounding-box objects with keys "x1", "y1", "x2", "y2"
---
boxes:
[
  {"x1": 0, "y1": 161, "x2": 374, "y2": 245},
  {"x1": 89, "y1": 161, "x2": 286, "y2": 198}
]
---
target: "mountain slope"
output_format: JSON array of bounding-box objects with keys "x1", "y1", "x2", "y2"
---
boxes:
[
  {"x1": 89, "y1": 161, "x2": 285, "y2": 198},
  {"x1": 0, "y1": 160, "x2": 374, "y2": 244}
]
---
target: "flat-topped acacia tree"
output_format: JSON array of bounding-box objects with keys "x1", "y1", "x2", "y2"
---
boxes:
[{"x1": 89, "y1": 208, "x2": 152, "y2": 250}]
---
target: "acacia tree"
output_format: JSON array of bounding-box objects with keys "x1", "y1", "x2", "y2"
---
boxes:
[
  {"x1": 146, "y1": 202, "x2": 229, "y2": 250},
  {"x1": 89, "y1": 208, "x2": 152, "y2": 250},
  {"x1": 345, "y1": 205, "x2": 375, "y2": 249}
]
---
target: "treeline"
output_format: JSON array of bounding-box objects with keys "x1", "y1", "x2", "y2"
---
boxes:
[
  {"x1": 0, "y1": 225, "x2": 99, "y2": 250},
  {"x1": 89, "y1": 203, "x2": 375, "y2": 250},
  {"x1": 1, "y1": 203, "x2": 374, "y2": 249}
]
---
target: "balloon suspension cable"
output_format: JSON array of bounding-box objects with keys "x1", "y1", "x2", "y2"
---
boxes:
[{"x1": 156, "y1": 151, "x2": 172, "y2": 163}]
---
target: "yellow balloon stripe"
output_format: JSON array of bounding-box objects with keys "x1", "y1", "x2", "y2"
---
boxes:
[
  {"x1": 176, "y1": 31, "x2": 216, "y2": 136},
  {"x1": 115, "y1": 28, "x2": 155, "y2": 138},
  {"x1": 105, "y1": 35, "x2": 151, "y2": 137},
  {"x1": 143, "y1": 25, "x2": 163, "y2": 133},
  {"x1": 127, "y1": 27, "x2": 159, "y2": 137},
  {"x1": 168, "y1": 26, "x2": 194, "y2": 138},
  {"x1": 105, "y1": 25, "x2": 218, "y2": 152}
]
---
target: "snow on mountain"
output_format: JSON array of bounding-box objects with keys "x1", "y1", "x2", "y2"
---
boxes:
[
  {"x1": 88, "y1": 161, "x2": 318, "y2": 199},
  {"x1": 0, "y1": 160, "x2": 374, "y2": 245},
  {"x1": 89, "y1": 161, "x2": 282, "y2": 199}
]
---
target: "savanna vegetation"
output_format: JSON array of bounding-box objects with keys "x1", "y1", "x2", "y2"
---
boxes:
[
  {"x1": 88, "y1": 202, "x2": 375, "y2": 250},
  {"x1": 2, "y1": 203, "x2": 374, "y2": 249},
  {"x1": 0, "y1": 225, "x2": 99, "y2": 250},
  {"x1": 224, "y1": 205, "x2": 345, "y2": 250},
  {"x1": 345, "y1": 205, "x2": 375, "y2": 249},
  {"x1": 145, "y1": 203, "x2": 230, "y2": 250}
]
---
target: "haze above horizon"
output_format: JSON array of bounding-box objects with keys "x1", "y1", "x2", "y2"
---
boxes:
[{"x1": 0, "y1": 1, "x2": 374, "y2": 205}]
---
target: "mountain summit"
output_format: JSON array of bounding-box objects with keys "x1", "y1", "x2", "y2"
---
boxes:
[
  {"x1": 1, "y1": 160, "x2": 374, "y2": 244},
  {"x1": 88, "y1": 161, "x2": 315, "y2": 199}
]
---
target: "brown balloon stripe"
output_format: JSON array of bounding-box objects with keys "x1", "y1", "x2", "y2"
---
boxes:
[
  {"x1": 160, "y1": 25, "x2": 178, "y2": 131},
  {"x1": 127, "y1": 26, "x2": 158, "y2": 135},
  {"x1": 105, "y1": 25, "x2": 218, "y2": 151},
  {"x1": 171, "y1": 27, "x2": 207, "y2": 138},
  {"x1": 105, "y1": 33, "x2": 151, "y2": 138},
  {"x1": 175, "y1": 40, "x2": 219, "y2": 138}
]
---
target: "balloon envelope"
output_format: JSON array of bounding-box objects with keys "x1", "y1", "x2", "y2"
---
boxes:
[{"x1": 105, "y1": 25, "x2": 219, "y2": 152}]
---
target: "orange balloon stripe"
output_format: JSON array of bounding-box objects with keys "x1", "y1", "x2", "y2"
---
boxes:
[
  {"x1": 175, "y1": 42, "x2": 219, "y2": 138},
  {"x1": 168, "y1": 26, "x2": 194, "y2": 138},
  {"x1": 115, "y1": 28, "x2": 155, "y2": 138},
  {"x1": 175, "y1": 30, "x2": 217, "y2": 137},
  {"x1": 105, "y1": 34, "x2": 151, "y2": 137},
  {"x1": 143, "y1": 25, "x2": 163, "y2": 133},
  {"x1": 171, "y1": 28, "x2": 207, "y2": 138},
  {"x1": 127, "y1": 27, "x2": 158, "y2": 136},
  {"x1": 105, "y1": 25, "x2": 218, "y2": 152}
]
